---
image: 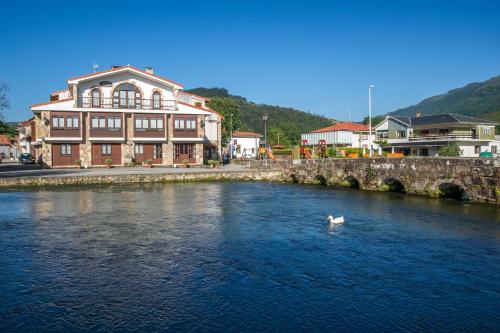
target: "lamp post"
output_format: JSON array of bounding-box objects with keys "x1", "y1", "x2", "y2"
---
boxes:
[
  {"x1": 368, "y1": 85, "x2": 374, "y2": 157},
  {"x1": 229, "y1": 113, "x2": 233, "y2": 160},
  {"x1": 262, "y1": 113, "x2": 268, "y2": 147}
]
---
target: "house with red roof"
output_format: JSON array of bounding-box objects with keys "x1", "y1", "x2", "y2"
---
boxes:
[
  {"x1": 29, "y1": 65, "x2": 223, "y2": 167},
  {"x1": 231, "y1": 131, "x2": 262, "y2": 159},
  {"x1": 301, "y1": 122, "x2": 375, "y2": 150},
  {"x1": 0, "y1": 134, "x2": 13, "y2": 159}
]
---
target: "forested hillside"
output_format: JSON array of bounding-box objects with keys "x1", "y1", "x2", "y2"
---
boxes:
[
  {"x1": 391, "y1": 75, "x2": 500, "y2": 119},
  {"x1": 187, "y1": 88, "x2": 334, "y2": 145}
]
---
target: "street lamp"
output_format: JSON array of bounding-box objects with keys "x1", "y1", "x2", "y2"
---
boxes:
[
  {"x1": 229, "y1": 113, "x2": 233, "y2": 160},
  {"x1": 262, "y1": 113, "x2": 268, "y2": 147},
  {"x1": 368, "y1": 85, "x2": 374, "y2": 157}
]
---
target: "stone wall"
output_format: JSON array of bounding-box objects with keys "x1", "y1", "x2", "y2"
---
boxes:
[
  {"x1": 234, "y1": 157, "x2": 500, "y2": 204},
  {"x1": 0, "y1": 170, "x2": 282, "y2": 188}
]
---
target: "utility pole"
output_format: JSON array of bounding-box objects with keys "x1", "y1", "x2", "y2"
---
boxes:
[
  {"x1": 229, "y1": 113, "x2": 233, "y2": 160},
  {"x1": 368, "y1": 85, "x2": 374, "y2": 157}
]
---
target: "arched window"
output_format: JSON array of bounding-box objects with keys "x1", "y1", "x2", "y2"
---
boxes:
[
  {"x1": 112, "y1": 83, "x2": 141, "y2": 109},
  {"x1": 152, "y1": 91, "x2": 161, "y2": 110},
  {"x1": 91, "y1": 88, "x2": 101, "y2": 107}
]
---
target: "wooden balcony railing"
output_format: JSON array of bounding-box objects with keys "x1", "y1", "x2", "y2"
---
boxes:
[{"x1": 77, "y1": 97, "x2": 176, "y2": 111}]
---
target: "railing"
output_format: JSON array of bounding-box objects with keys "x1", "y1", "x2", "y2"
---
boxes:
[
  {"x1": 77, "y1": 97, "x2": 176, "y2": 111},
  {"x1": 409, "y1": 134, "x2": 477, "y2": 141}
]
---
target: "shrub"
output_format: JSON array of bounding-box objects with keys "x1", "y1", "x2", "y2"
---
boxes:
[
  {"x1": 438, "y1": 143, "x2": 461, "y2": 157},
  {"x1": 182, "y1": 158, "x2": 189, "y2": 166},
  {"x1": 105, "y1": 158, "x2": 113, "y2": 166},
  {"x1": 326, "y1": 147, "x2": 337, "y2": 157},
  {"x1": 145, "y1": 159, "x2": 153, "y2": 165},
  {"x1": 74, "y1": 159, "x2": 82, "y2": 166}
]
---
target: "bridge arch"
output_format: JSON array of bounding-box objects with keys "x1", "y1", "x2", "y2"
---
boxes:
[
  {"x1": 344, "y1": 176, "x2": 360, "y2": 189},
  {"x1": 314, "y1": 175, "x2": 327, "y2": 185},
  {"x1": 382, "y1": 178, "x2": 406, "y2": 193},
  {"x1": 436, "y1": 180, "x2": 469, "y2": 201}
]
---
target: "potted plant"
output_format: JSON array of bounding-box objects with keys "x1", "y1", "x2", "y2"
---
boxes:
[
  {"x1": 74, "y1": 159, "x2": 82, "y2": 169},
  {"x1": 105, "y1": 158, "x2": 113, "y2": 168},
  {"x1": 214, "y1": 160, "x2": 221, "y2": 169},
  {"x1": 144, "y1": 159, "x2": 153, "y2": 168},
  {"x1": 207, "y1": 159, "x2": 215, "y2": 168},
  {"x1": 182, "y1": 158, "x2": 189, "y2": 168}
]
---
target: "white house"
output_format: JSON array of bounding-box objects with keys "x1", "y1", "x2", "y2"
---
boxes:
[
  {"x1": 374, "y1": 113, "x2": 499, "y2": 157},
  {"x1": 301, "y1": 122, "x2": 376, "y2": 150},
  {"x1": 231, "y1": 131, "x2": 262, "y2": 159}
]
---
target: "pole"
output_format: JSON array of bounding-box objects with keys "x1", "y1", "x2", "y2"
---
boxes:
[
  {"x1": 229, "y1": 113, "x2": 233, "y2": 160},
  {"x1": 368, "y1": 85, "x2": 374, "y2": 157},
  {"x1": 264, "y1": 119, "x2": 267, "y2": 147}
]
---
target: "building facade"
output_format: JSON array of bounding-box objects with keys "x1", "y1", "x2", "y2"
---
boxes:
[
  {"x1": 301, "y1": 122, "x2": 375, "y2": 149},
  {"x1": 30, "y1": 66, "x2": 222, "y2": 167},
  {"x1": 230, "y1": 131, "x2": 262, "y2": 159},
  {"x1": 374, "y1": 113, "x2": 499, "y2": 157}
]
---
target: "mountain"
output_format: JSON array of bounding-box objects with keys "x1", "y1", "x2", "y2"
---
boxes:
[
  {"x1": 390, "y1": 75, "x2": 500, "y2": 120},
  {"x1": 186, "y1": 87, "x2": 334, "y2": 141}
]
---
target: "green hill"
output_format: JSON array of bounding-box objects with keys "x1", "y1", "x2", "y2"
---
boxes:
[
  {"x1": 390, "y1": 75, "x2": 500, "y2": 119},
  {"x1": 186, "y1": 87, "x2": 334, "y2": 144}
]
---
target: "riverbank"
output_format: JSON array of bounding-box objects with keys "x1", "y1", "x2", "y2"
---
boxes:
[{"x1": 0, "y1": 164, "x2": 282, "y2": 188}]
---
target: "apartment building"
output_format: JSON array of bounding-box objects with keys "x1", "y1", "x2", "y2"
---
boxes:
[{"x1": 30, "y1": 65, "x2": 222, "y2": 167}]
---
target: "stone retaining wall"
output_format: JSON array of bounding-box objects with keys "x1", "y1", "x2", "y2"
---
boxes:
[{"x1": 0, "y1": 170, "x2": 283, "y2": 188}]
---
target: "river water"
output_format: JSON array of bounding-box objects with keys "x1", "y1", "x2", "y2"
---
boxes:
[{"x1": 1, "y1": 183, "x2": 499, "y2": 332}]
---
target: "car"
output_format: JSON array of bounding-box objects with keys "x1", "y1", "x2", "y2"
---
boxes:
[{"x1": 19, "y1": 153, "x2": 36, "y2": 164}]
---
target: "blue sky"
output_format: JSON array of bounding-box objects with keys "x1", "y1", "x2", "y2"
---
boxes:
[{"x1": 1, "y1": 0, "x2": 499, "y2": 122}]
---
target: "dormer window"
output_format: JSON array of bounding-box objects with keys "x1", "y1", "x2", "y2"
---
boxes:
[
  {"x1": 152, "y1": 91, "x2": 161, "y2": 110},
  {"x1": 112, "y1": 83, "x2": 141, "y2": 109},
  {"x1": 91, "y1": 88, "x2": 101, "y2": 107}
]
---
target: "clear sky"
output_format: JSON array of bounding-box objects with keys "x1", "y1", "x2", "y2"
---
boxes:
[{"x1": 1, "y1": 0, "x2": 499, "y2": 122}]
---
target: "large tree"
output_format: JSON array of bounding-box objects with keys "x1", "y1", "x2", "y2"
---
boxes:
[
  {"x1": 207, "y1": 97, "x2": 241, "y2": 146},
  {"x1": 0, "y1": 81, "x2": 9, "y2": 120}
]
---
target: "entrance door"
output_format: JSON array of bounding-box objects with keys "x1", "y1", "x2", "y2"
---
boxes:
[
  {"x1": 52, "y1": 144, "x2": 79, "y2": 166},
  {"x1": 174, "y1": 143, "x2": 196, "y2": 164},
  {"x1": 91, "y1": 143, "x2": 122, "y2": 165}
]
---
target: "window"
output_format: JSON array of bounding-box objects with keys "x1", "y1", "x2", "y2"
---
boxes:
[
  {"x1": 52, "y1": 116, "x2": 64, "y2": 128},
  {"x1": 361, "y1": 133, "x2": 368, "y2": 140},
  {"x1": 152, "y1": 92, "x2": 161, "y2": 110},
  {"x1": 61, "y1": 144, "x2": 72, "y2": 156},
  {"x1": 483, "y1": 127, "x2": 491, "y2": 135},
  {"x1": 91, "y1": 88, "x2": 101, "y2": 107},
  {"x1": 66, "y1": 116, "x2": 79, "y2": 128},
  {"x1": 112, "y1": 83, "x2": 141, "y2": 109},
  {"x1": 195, "y1": 102, "x2": 202, "y2": 107},
  {"x1": 107, "y1": 117, "x2": 121, "y2": 129},
  {"x1": 150, "y1": 117, "x2": 163, "y2": 129},
  {"x1": 99, "y1": 117, "x2": 106, "y2": 128},
  {"x1": 102, "y1": 144, "x2": 112, "y2": 155},
  {"x1": 91, "y1": 117, "x2": 106, "y2": 128},
  {"x1": 135, "y1": 118, "x2": 149, "y2": 130},
  {"x1": 154, "y1": 144, "x2": 162, "y2": 159},
  {"x1": 186, "y1": 119, "x2": 196, "y2": 130},
  {"x1": 396, "y1": 130, "x2": 406, "y2": 138},
  {"x1": 176, "y1": 118, "x2": 196, "y2": 130},
  {"x1": 475, "y1": 146, "x2": 481, "y2": 154},
  {"x1": 492, "y1": 146, "x2": 497, "y2": 154},
  {"x1": 174, "y1": 119, "x2": 184, "y2": 129},
  {"x1": 377, "y1": 131, "x2": 388, "y2": 140},
  {"x1": 134, "y1": 144, "x2": 144, "y2": 155}
]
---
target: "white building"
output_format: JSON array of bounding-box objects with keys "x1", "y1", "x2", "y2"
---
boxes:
[
  {"x1": 301, "y1": 122, "x2": 376, "y2": 149},
  {"x1": 374, "y1": 113, "x2": 499, "y2": 157},
  {"x1": 231, "y1": 131, "x2": 262, "y2": 159}
]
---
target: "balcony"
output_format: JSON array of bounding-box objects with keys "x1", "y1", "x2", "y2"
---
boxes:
[
  {"x1": 409, "y1": 134, "x2": 478, "y2": 141},
  {"x1": 77, "y1": 97, "x2": 176, "y2": 111}
]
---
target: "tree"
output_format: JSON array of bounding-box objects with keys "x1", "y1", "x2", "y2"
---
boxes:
[
  {"x1": 438, "y1": 143, "x2": 461, "y2": 156},
  {"x1": 0, "y1": 81, "x2": 9, "y2": 120},
  {"x1": 267, "y1": 127, "x2": 290, "y2": 146},
  {"x1": 362, "y1": 115, "x2": 385, "y2": 127},
  {"x1": 207, "y1": 97, "x2": 241, "y2": 146}
]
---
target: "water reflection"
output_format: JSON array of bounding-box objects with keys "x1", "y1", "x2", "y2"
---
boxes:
[{"x1": 0, "y1": 182, "x2": 499, "y2": 332}]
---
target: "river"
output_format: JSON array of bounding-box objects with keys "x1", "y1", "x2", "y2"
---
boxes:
[{"x1": 1, "y1": 182, "x2": 499, "y2": 332}]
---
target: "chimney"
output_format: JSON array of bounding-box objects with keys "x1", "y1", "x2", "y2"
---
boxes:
[
  {"x1": 416, "y1": 112, "x2": 422, "y2": 117},
  {"x1": 145, "y1": 66, "x2": 154, "y2": 74},
  {"x1": 111, "y1": 65, "x2": 122, "y2": 69}
]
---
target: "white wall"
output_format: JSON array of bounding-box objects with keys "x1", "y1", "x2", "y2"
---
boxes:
[
  {"x1": 301, "y1": 131, "x2": 352, "y2": 145},
  {"x1": 232, "y1": 137, "x2": 260, "y2": 158}
]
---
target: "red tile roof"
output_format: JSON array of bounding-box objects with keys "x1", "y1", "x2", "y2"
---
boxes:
[
  {"x1": 311, "y1": 122, "x2": 369, "y2": 133},
  {"x1": 0, "y1": 134, "x2": 11, "y2": 145},
  {"x1": 18, "y1": 117, "x2": 34, "y2": 127},
  {"x1": 232, "y1": 131, "x2": 263, "y2": 138}
]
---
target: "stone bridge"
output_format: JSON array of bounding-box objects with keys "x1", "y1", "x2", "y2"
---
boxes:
[{"x1": 236, "y1": 157, "x2": 500, "y2": 204}]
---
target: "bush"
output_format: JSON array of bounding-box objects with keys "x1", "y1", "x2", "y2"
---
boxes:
[
  {"x1": 438, "y1": 143, "x2": 461, "y2": 157},
  {"x1": 326, "y1": 147, "x2": 337, "y2": 157},
  {"x1": 273, "y1": 149, "x2": 292, "y2": 155},
  {"x1": 105, "y1": 158, "x2": 113, "y2": 166},
  {"x1": 74, "y1": 159, "x2": 82, "y2": 166},
  {"x1": 145, "y1": 159, "x2": 153, "y2": 165}
]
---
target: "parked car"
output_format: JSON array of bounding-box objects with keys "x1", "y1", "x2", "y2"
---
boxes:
[
  {"x1": 19, "y1": 153, "x2": 36, "y2": 164},
  {"x1": 0, "y1": 152, "x2": 3, "y2": 163}
]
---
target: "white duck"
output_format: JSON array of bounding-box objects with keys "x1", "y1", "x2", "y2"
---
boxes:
[{"x1": 327, "y1": 215, "x2": 344, "y2": 224}]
